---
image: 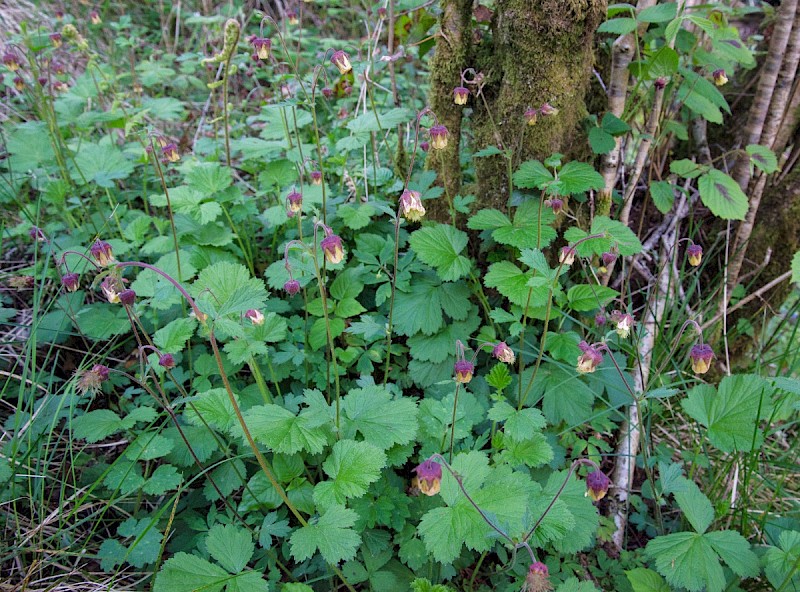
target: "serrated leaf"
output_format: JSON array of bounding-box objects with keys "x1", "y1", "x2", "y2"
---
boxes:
[
  {"x1": 192, "y1": 262, "x2": 268, "y2": 318},
  {"x1": 513, "y1": 160, "x2": 554, "y2": 189},
  {"x1": 746, "y1": 144, "x2": 779, "y2": 173},
  {"x1": 566, "y1": 285, "x2": 619, "y2": 312},
  {"x1": 764, "y1": 530, "x2": 800, "y2": 589},
  {"x1": 409, "y1": 224, "x2": 471, "y2": 281},
  {"x1": 487, "y1": 401, "x2": 546, "y2": 441},
  {"x1": 646, "y1": 532, "x2": 724, "y2": 592},
  {"x1": 143, "y1": 464, "x2": 183, "y2": 495},
  {"x1": 154, "y1": 553, "x2": 229, "y2": 592},
  {"x1": 597, "y1": 17, "x2": 637, "y2": 34},
  {"x1": 625, "y1": 568, "x2": 670, "y2": 592},
  {"x1": 649, "y1": 181, "x2": 675, "y2": 214},
  {"x1": 698, "y1": 169, "x2": 749, "y2": 220},
  {"x1": 73, "y1": 142, "x2": 134, "y2": 188},
  {"x1": 125, "y1": 433, "x2": 174, "y2": 461},
  {"x1": 638, "y1": 2, "x2": 677, "y2": 23},
  {"x1": 153, "y1": 317, "x2": 197, "y2": 354},
  {"x1": 673, "y1": 477, "x2": 714, "y2": 534},
  {"x1": 552, "y1": 161, "x2": 604, "y2": 196},
  {"x1": 601, "y1": 113, "x2": 630, "y2": 136},
  {"x1": 72, "y1": 410, "x2": 124, "y2": 443},
  {"x1": 289, "y1": 504, "x2": 361, "y2": 564},
  {"x1": 314, "y1": 440, "x2": 386, "y2": 507},
  {"x1": 589, "y1": 127, "x2": 615, "y2": 155},
  {"x1": 206, "y1": 524, "x2": 254, "y2": 574},
  {"x1": 244, "y1": 404, "x2": 330, "y2": 455},
  {"x1": 649, "y1": 46, "x2": 679, "y2": 78},
  {"x1": 542, "y1": 368, "x2": 595, "y2": 425}
]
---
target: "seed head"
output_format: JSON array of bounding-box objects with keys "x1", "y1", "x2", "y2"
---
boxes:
[
  {"x1": 76, "y1": 364, "x2": 110, "y2": 395},
  {"x1": 523, "y1": 562, "x2": 553, "y2": 592}
]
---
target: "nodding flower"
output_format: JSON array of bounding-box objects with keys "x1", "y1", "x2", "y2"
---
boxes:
[
  {"x1": 286, "y1": 10, "x2": 299, "y2": 25},
  {"x1": 161, "y1": 143, "x2": 180, "y2": 163},
  {"x1": 3, "y1": 51, "x2": 20, "y2": 71},
  {"x1": 287, "y1": 189, "x2": 303, "y2": 214},
  {"x1": 453, "y1": 86, "x2": 469, "y2": 105},
  {"x1": 245, "y1": 309, "x2": 265, "y2": 325},
  {"x1": 585, "y1": 470, "x2": 611, "y2": 501},
  {"x1": 310, "y1": 170, "x2": 323, "y2": 185},
  {"x1": 559, "y1": 246, "x2": 576, "y2": 267},
  {"x1": 331, "y1": 49, "x2": 352, "y2": 75},
  {"x1": 90, "y1": 239, "x2": 115, "y2": 266},
  {"x1": 320, "y1": 231, "x2": 345, "y2": 265},
  {"x1": 712, "y1": 69, "x2": 728, "y2": 86},
  {"x1": 250, "y1": 36, "x2": 271, "y2": 60},
  {"x1": 62, "y1": 273, "x2": 80, "y2": 292},
  {"x1": 399, "y1": 189, "x2": 426, "y2": 222},
  {"x1": 413, "y1": 459, "x2": 442, "y2": 496},
  {"x1": 610, "y1": 310, "x2": 634, "y2": 339},
  {"x1": 687, "y1": 243, "x2": 703, "y2": 267},
  {"x1": 525, "y1": 108, "x2": 538, "y2": 126},
  {"x1": 13, "y1": 76, "x2": 24, "y2": 91},
  {"x1": 492, "y1": 341, "x2": 515, "y2": 364},
  {"x1": 429, "y1": 124, "x2": 449, "y2": 150},
  {"x1": 544, "y1": 198, "x2": 563, "y2": 213},
  {"x1": 90, "y1": 10, "x2": 102, "y2": 25},
  {"x1": 690, "y1": 343, "x2": 715, "y2": 375},
  {"x1": 50, "y1": 33, "x2": 63, "y2": 48},
  {"x1": 454, "y1": 359, "x2": 475, "y2": 384},
  {"x1": 576, "y1": 341, "x2": 603, "y2": 374},
  {"x1": 101, "y1": 277, "x2": 122, "y2": 304},
  {"x1": 283, "y1": 279, "x2": 301, "y2": 296},
  {"x1": 539, "y1": 102, "x2": 558, "y2": 116}
]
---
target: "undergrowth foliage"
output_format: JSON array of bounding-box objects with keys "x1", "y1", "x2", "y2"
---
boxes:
[{"x1": 1, "y1": 2, "x2": 800, "y2": 592}]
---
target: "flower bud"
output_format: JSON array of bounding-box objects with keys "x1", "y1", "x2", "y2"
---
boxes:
[
  {"x1": 321, "y1": 87, "x2": 333, "y2": 98},
  {"x1": 690, "y1": 343, "x2": 714, "y2": 375},
  {"x1": 287, "y1": 10, "x2": 299, "y2": 25},
  {"x1": 321, "y1": 234, "x2": 345, "y2": 264},
  {"x1": 654, "y1": 76, "x2": 668, "y2": 90},
  {"x1": 454, "y1": 359, "x2": 474, "y2": 384},
  {"x1": 687, "y1": 243, "x2": 703, "y2": 267},
  {"x1": 453, "y1": 86, "x2": 469, "y2": 105},
  {"x1": 29, "y1": 226, "x2": 47, "y2": 242},
  {"x1": 610, "y1": 310, "x2": 634, "y2": 339},
  {"x1": 712, "y1": 69, "x2": 728, "y2": 86},
  {"x1": 118, "y1": 289, "x2": 136, "y2": 306},
  {"x1": 576, "y1": 341, "x2": 602, "y2": 374},
  {"x1": 419, "y1": 140, "x2": 430, "y2": 152},
  {"x1": 161, "y1": 143, "x2": 180, "y2": 163},
  {"x1": 90, "y1": 10, "x2": 102, "y2": 25},
  {"x1": 245, "y1": 309, "x2": 265, "y2": 325},
  {"x1": 310, "y1": 170, "x2": 322, "y2": 185},
  {"x1": 287, "y1": 189, "x2": 303, "y2": 214},
  {"x1": 399, "y1": 189, "x2": 425, "y2": 222},
  {"x1": 62, "y1": 272, "x2": 80, "y2": 292},
  {"x1": 595, "y1": 312, "x2": 607, "y2": 326},
  {"x1": 90, "y1": 239, "x2": 115, "y2": 266},
  {"x1": 158, "y1": 353, "x2": 175, "y2": 369},
  {"x1": 429, "y1": 124, "x2": 449, "y2": 150},
  {"x1": 50, "y1": 32, "x2": 63, "y2": 48},
  {"x1": 559, "y1": 246, "x2": 576, "y2": 266},
  {"x1": 585, "y1": 470, "x2": 611, "y2": 501},
  {"x1": 492, "y1": 341, "x2": 515, "y2": 364},
  {"x1": 13, "y1": 76, "x2": 24, "y2": 91},
  {"x1": 539, "y1": 102, "x2": 558, "y2": 116},
  {"x1": 284, "y1": 279, "x2": 301, "y2": 295},
  {"x1": 524, "y1": 108, "x2": 537, "y2": 126},
  {"x1": 251, "y1": 36, "x2": 271, "y2": 61},
  {"x1": 601, "y1": 252, "x2": 616, "y2": 266},
  {"x1": 331, "y1": 49, "x2": 352, "y2": 75},
  {"x1": 413, "y1": 459, "x2": 442, "y2": 496},
  {"x1": 544, "y1": 198, "x2": 563, "y2": 213}
]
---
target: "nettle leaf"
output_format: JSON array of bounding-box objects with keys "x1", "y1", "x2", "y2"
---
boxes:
[
  {"x1": 290, "y1": 504, "x2": 361, "y2": 564},
  {"x1": 625, "y1": 568, "x2": 670, "y2": 592},
  {"x1": 468, "y1": 201, "x2": 557, "y2": 249},
  {"x1": 154, "y1": 553, "x2": 230, "y2": 592},
  {"x1": 682, "y1": 374, "x2": 772, "y2": 452},
  {"x1": 566, "y1": 285, "x2": 619, "y2": 312},
  {"x1": 550, "y1": 161, "x2": 604, "y2": 196},
  {"x1": 764, "y1": 530, "x2": 800, "y2": 589},
  {"x1": 313, "y1": 439, "x2": 387, "y2": 508},
  {"x1": 192, "y1": 262, "x2": 268, "y2": 319},
  {"x1": 513, "y1": 160, "x2": 554, "y2": 189},
  {"x1": 244, "y1": 404, "x2": 331, "y2": 454},
  {"x1": 746, "y1": 144, "x2": 779, "y2": 174},
  {"x1": 409, "y1": 224, "x2": 471, "y2": 281},
  {"x1": 698, "y1": 169, "x2": 749, "y2": 220},
  {"x1": 487, "y1": 401, "x2": 546, "y2": 442},
  {"x1": 393, "y1": 274, "x2": 471, "y2": 337},
  {"x1": 649, "y1": 181, "x2": 675, "y2": 214},
  {"x1": 206, "y1": 524, "x2": 254, "y2": 574}
]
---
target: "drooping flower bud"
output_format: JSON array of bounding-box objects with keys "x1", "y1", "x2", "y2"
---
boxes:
[
  {"x1": 523, "y1": 562, "x2": 553, "y2": 592},
  {"x1": 524, "y1": 108, "x2": 538, "y2": 126},
  {"x1": 331, "y1": 49, "x2": 352, "y2": 75},
  {"x1": 492, "y1": 341, "x2": 515, "y2": 364},
  {"x1": 687, "y1": 243, "x2": 703, "y2": 267},
  {"x1": 29, "y1": 227, "x2": 47, "y2": 242},
  {"x1": 576, "y1": 341, "x2": 603, "y2": 374},
  {"x1": 321, "y1": 234, "x2": 345, "y2": 264},
  {"x1": 13, "y1": 76, "x2": 24, "y2": 91},
  {"x1": 429, "y1": 124, "x2": 449, "y2": 150},
  {"x1": 89, "y1": 10, "x2": 102, "y2": 25},
  {"x1": 654, "y1": 76, "x2": 668, "y2": 90},
  {"x1": 310, "y1": 170, "x2": 322, "y2": 185},
  {"x1": 90, "y1": 239, "x2": 114, "y2": 266},
  {"x1": 158, "y1": 353, "x2": 176, "y2": 369},
  {"x1": 161, "y1": 143, "x2": 180, "y2": 163},
  {"x1": 50, "y1": 32, "x2": 63, "y2": 48},
  {"x1": 601, "y1": 252, "x2": 616, "y2": 267},
  {"x1": 544, "y1": 198, "x2": 563, "y2": 213},
  {"x1": 245, "y1": 309, "x2": 265, "y2": 325},
  {"x1": 62, "y1": 272, "x2": 80, "y2": 292},
  {"x1": 559, "y1": 246, "x2": 576, "y2": 267},
  {"x1": 284, "y1": 279, "x2": 301, "y2": 295},
  {"x1": 690, "y1": 343, "x2": 714, "y2": 375},
  {"x1": 453, "y1": 86, "x2": 469, "y2": 105},
  {"x1": 286, "y1": 10, "x2": 299, "y2": 25},
  {"x1": 585, "y1": 470, "x2": 611, "y2": 501},
  {"x1": 287, "y1": 189, "x2": 303, "y2": 214},
  {"x1": 321, "y1": 87, "x2": 333, "y2": 98},
  {"x1": 595, "y1": 312, "x2": 607, "y2": 326},
  {"x1": 419, "y1": 140, "x2": 430, "y2": 152},
  {"x1": 610, "y1": 310, "x2": 634, "y2": 339},
  {"x1": 250, "y1": 36, "x2": 271, "y2": 60},
  {"x1": 712, "y1": 69, "x2": 728, "y2": 86},
  {"x1": 413, "y1": 459, "x2": 442, "y2": 496},
  {"x1": 399, "y1": 189, "x2": 426, "y2": 222},
  {"x1": 118, "y1": 289, "x2": 136, "y2": 306},
  {"x1": 454, "y1": 359, "x2": 475, "y2": 384}
]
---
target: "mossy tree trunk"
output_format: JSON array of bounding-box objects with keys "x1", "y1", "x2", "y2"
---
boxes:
[{"x1": 427, "y1": 0, "x2": 606, "y2": 213}]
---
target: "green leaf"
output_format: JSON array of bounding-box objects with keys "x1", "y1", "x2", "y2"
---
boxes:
[
  {"x1": 556, "y1": 578, "x2": 599, "y2": 592},
  {"x1": 601, "y1": 113, "x2": 630, "y2": 135},
  {"x1": 567, "y1": 285, "x2": 619, "y2": 312},
  {"x1": 467, "y1": 208, "x2": 510, "y2": 231},
  {"x1": 646, "y1": 532, "x2": 725, "y2": 592},
  {"x1": 347, "y1": 107, "x2": 413, "y2": 133},
  {"x1": 485, "y1": 262, "x2": 538, "y2": 308},
  {"x1": 552, "y1": 161, "x2": 604, "y2": 196},
  {"x1": 648, "y1": 46, "x2": 679, "y2": 78},
  {"x1": 593, "y1": 215, "x2": 642, "y2": 255},
  {"x1": 625, "y1": 568, "x2": 670, "y2": 592},
  {"x1": 473, "y1": 201, "x2": 557, "y2": 249},
  {"x1": 487, "y1": 401, "x2": 546, "y2": 442},
  {"x1": 764, "y1": 530, "x2": 800, "y2": 589},
  {"x1": 206, "y1": 524, "x2": 254, "y2": 574},
  {"x1": 185, "y1": 388, "x2": 239, "y2": 432},
  {"x1": 73, "y1": 142, "x2": 135, "y2": 188},
  {"x1": 698, "y1": 169, "x2": 749, "y2": 220},
  {"x1": 589, "y1": 128, "x2": 615, "y2": 155},
  {"x1": 407, "y1": 311, "x2": 480, "y2": 364},
  {"x1": 597, "y1": 17, "x2": 637, "y2": 34},
  {"x1": 649, "y1": 181, "x2": 674, "y2": 214},
  {"x1": 153, "y1": 317, "x2": 197, "y2": 354},
  {"x1": 313, "y1": 439, "x2": 387, "y2": 507},
  {"x1": 704, "y1": 530, "x2": 760, "y2": 579},
  {"x1": 393, "y1": 274, "x2": 471, "y2": 337},
  {"x1": 339, "y1": 203, "x2": 376, "y2": 230},
  {"x1": 673, "y1": 478, "x2": 714, "y2": 534},
  {"x1": 746, "y1": 144, "x2": 779, "y2": 174},
  {"x1": 682, "y1": 374, "x2": 771, "y2": 453},
  {"x1": 125, "y1": 433, "x2": 174, "y2": 461},
  {"x1": 792, "y1": 252, "x2": 800, "y2": 284},
  {"x1": 513, "y1": 160, "x2": 554, "y2": 189},
  {"x1": 638, "y1": 2, "x2": 677, "y2": 23},
  {"x1": 409, "y1": 224, "x2": 471, "y2": 281},
  {"x1": 192, "y1": 262, "x2": 268, "y2": 318},
  {"x1": 72, "y1": 410, "x2": 125, "y2": 443},
  {"x1": 542, "y1": 368, "x2": 595, "y2": 425},
  {"x1": 143, "y1": 464, "x2": 183, "y2": 495},
  {"x1": 670, "y1": 159, "x2": 704, "y2": 179},
  {"x1": 486, "y1": 363, "x2": 513, "y2": 391},
  {"x1": 245, "y1": 404, "x2": 331, "y2": 455},
  {"x1": 290, "y1": 505, "x2": 361, "y2": 564},
  {"x1": 154, "y1": 553, "x2": 230, "y2": 592},
  {"x1": 308, "y1": 317, "x2": 345, "y2": 350}
]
